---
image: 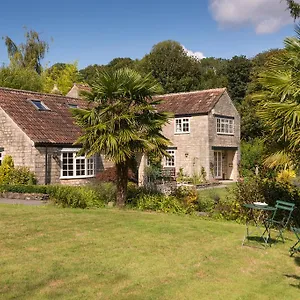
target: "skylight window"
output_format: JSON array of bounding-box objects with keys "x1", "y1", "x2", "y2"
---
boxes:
[
  {"x1": 30, "y1": 99, "x2": 50, "y2": 111},
  {"x1": 68, "y1": 103, "x2": 78, "y2": 109}
]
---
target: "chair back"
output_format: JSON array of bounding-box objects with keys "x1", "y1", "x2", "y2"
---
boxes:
[{"x1": 271, "y1": 200, "x2": 295, "y2": 228}]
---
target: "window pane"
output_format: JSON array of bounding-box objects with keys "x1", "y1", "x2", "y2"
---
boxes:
[{"x1": 216, "y1": 117, "x2": 234, "y2": 134}]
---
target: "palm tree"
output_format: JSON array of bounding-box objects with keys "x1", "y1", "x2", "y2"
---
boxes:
[
  {"x1": 72, "y1": 68, "x2": 171, "y2": 206},
  {"x1": 256, "y1": 25, "x2": 300, "y2": 169}
]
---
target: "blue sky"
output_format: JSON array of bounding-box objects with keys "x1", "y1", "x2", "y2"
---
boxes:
[{"x1": 0, "y1": 0, "x2": 297, "y2": 69}]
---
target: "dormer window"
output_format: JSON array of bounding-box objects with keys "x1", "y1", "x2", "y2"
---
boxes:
[
  {"x1": 30, "y1": 99, "x2": 50, "y2": 111},
  {"x1": 175, "y1": 117, "x2": 190, "y2": 134}
]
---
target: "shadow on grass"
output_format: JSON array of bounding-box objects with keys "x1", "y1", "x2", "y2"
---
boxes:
[
  {"x1": 284, "y1": 257, "x2": 300, "y2": 289},
  {"x1": 243, "y1": 236, "x2": 273, "y2": 248},
  {"x1": 285, "y1": 274, "x2": 300, "y2": 289},
  {"x1": 294, "y1": 256, "x2": 300, "y2": 266}
]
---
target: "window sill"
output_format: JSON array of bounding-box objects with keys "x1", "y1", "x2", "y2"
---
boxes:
[
  {"x1": 174, "y1": 132, "x2": 190, "y2": 135},
  {"x1": 216, "y1": 133, "x2": 234, "y2": 136},
  {"x1": 60, "y1": 175, "x2": 95, "y2": 180}
]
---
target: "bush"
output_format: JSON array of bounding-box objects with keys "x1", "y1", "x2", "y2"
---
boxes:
[
  {"x1": 10, "y1": 166, "x2": 37, "y2": 185},
  {"x1": 0, "y1": 184, "x2": 47, "y2": 194},
  {"x1": 0, "y1": 155, "x2": 36, "y2": 185},
  {"x1": 47, "y1": 185, "x2": 105, "y2": 209},
  {"x1": 136, "y1": 193, "x2": 187, "y2": 214},
  {"x1": 0, "y1": 155, "x2": 14, "y2": 184},
  {"x1": 88, "y1": 182, "x2": 117, "y2": 204},
  {"x1": 172, "y1": 186, "x2": 198, "y2": 213},
  {"x1": 228, "y1": 176, "x2": 300, "y2": 224},
  {"x1": 197, "y1": 195, "x2": 215, "y2": 213}
]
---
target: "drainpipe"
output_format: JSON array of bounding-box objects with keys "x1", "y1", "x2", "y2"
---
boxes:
[{"x1": 45, "y1": 146, "x2": 48, "y2": 185}]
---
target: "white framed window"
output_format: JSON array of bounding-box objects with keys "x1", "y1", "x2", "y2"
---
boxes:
[
  {"x1": 0, "y1": 151, "x2": 3, "y2": 166},
  {"x1": 60, "y1": 149, "x2": 95, "y2": 179},
  {"x1": 164, "y1": 150, "x2": 176, "y2": 167},
  {"x1": 216, "y1": 117, "x2": 234, "y2": 135},
  {"x1": 175, "y1": 118, "x2": 190, "y2": 134}
]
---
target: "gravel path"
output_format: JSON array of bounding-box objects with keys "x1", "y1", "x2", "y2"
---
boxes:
[{"x1": 0, "y1": 198, "x2": 48, "y2": 206}]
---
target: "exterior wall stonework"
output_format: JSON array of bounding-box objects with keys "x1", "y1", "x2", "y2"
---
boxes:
[
  {"x1": 208, "y1": 93, "x2": 241, "y2": 181},
  {"x1": 162, "y1": 115, "x2": 210, "y2": 178},
  {"x1": 0, "y1": 108, "x2": 36, "y2": 174},
  {"x1": 149, "y1": 91, "x2": 241, "y2": 183}
]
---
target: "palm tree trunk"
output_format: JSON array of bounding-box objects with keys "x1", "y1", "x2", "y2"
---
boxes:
[{"x1": 116, "y1": 162, "x2": 128, "y2": 207}]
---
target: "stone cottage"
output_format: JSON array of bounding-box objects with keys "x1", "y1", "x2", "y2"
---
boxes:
[
  {"x1": 153, "y1": 88, "x2": 240, "y2": 182},
  {"x1": 0, "y1": 86, "x2": 240, "y2": 185},
  {"x1": 0, "y1": 87, "x2": 112, "y2": 185}
]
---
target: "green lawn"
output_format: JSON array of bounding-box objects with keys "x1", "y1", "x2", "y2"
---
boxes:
[{"x1": 0, "y1": 205, "x2": 299, "y2": 299}]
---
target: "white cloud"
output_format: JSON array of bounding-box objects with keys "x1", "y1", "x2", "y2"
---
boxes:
[
  {"x1": 209, "y1": 0, "x2": 299, "y2": 34},
  {"x1": 182, "y1": 45, "x2": 206, "y2": 59}
]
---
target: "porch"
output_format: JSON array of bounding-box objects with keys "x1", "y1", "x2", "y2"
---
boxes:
[{"x1": 212, "y1": 147, "x2": 239, "y2": 181}]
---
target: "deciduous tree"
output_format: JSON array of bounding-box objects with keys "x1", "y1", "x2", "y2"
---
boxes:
[{"x1": 3, "y1": 29, "x2": 49, "y2": 74}]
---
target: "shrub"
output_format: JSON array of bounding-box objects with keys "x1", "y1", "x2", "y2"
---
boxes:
[
  {"x1": 136, "y1": 193, "x2": 187, "y2": 214},
  {"x1": 10, "y1": 166, "x2": 37, "y2": 185},
  {"x1": 197, "y1": 195, "x2": 215, "y2": 213},
  {"x1": 0, "y1": 155, "x2": 14, "y2": 184},
  {"x1": 47, "y1": 185, "x2": 105, "y2": 209},
  {"x1": 0, "y1": 184, "x2": 47, "y2": 194},
  {"x1": 0, "y1": 155, "x2": 36, "y2": 185},
  {"x1": 172, "y1": 186, "x2": 198, "y2": 213},
  {"x1": 88, "y1": 181, "x2": 117, "y2": 204},
  {"x1": 228, "y1": 176, "x2": 300, "y2": 224}
]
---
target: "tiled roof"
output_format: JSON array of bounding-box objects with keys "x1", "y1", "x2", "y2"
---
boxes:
[
  {"x1": 74, "y1": 83, "x2": 91, "y2": 92},
  {"x1": 155, "y1": 88, "x2": 227, "y2": 115},
  {"x1": 0, "y1": 87, "x2": 90, "y2": 145}
]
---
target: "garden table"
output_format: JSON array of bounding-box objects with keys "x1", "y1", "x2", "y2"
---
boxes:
[{"x1": 242, "y1": 203, "x2": 276, "y2": 247}]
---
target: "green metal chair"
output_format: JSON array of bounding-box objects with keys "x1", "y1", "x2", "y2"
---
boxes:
[
  {"x1": 262, "y1": 200, "x2": 295, "y2": 243},
  {"x1": 290, "y1": 227, "x2": 300, "y2": 256}
]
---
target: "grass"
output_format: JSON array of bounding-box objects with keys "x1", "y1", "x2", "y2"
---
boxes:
[
  {"x1": 0, "y1": 204, "x2": 299, "y2": 299},
  {"x1": 197, "y1": 186, "x2": 232, "y2": 201}
]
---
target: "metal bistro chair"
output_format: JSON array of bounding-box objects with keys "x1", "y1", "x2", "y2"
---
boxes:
[
  {"x1": 262, "y1": 200, "x2": 295, "y2": 243},
  {"x1": 290, "y1": 227, "x2": 300, "y2": 256}
]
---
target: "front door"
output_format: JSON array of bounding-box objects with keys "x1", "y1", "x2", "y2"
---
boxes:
[{"x1": 214, "y1": 151, "x2": 222, "y2": 179}]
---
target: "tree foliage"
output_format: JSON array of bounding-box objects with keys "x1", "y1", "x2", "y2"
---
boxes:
[
  {"x1": 72, "y1": 68, "x2": 171, "y2": 206},
  {"x1": 0, "y1": 65, "x2": 43, "y2": 91},
  {"x1": 256, "y1": 25, "x2": 300, "y2": 169},
  {"x1": 226, "y1": 55, "x2": 252, "y2": 105},
  {"x1": 140, "y1": 40, "x2": 203, "y2": 93},
  {"x1": 286, "y1": 0, "x2": 300, "y2": 19},
  {"x1": 42, "y1": 62, "x2": 82, "y2": 95},
  {"x1": 3, "y1": 29, "x2": 49, "y2": 74}
]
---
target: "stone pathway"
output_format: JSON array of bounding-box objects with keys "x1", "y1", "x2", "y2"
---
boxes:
[{"x1": 0, "y1": 198, "x2": 48, "y2": 206}]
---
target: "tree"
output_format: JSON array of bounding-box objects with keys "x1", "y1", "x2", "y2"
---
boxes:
[
  {"x1": 198, "y1": 57, "x2": 228, "y2": 90},
  {"x1": 42, "y1": 62, "x2": 82, "y2": 95},
  {"x1": 80, "y1": 64, "x2": 105, "y2": 85},
  {"x1": 0, "y1": 65, "x2": 43, "y2": 91},
  {"x1": 3, "y1": 29, "x2": 49, "y2": 74},
  {"x1": 140, "y1": 40, "x2": 202, "y2": 93},
  {"x1": 256, "y1": 26, "x2": 300, "y2": 169},
  {"x1": 107, "y1": 57, "x2": 137, "y2": 70},
  {"x1": 72, "y1": 68, "x2": 171, "y2": 206},
  {"x1": 240, "y1": 49, "x2": 284, "y2": 141},
  {"x1": 286, "y1": 0, "x2": 300, "y2": 19},
  {"x1": 226, "y1": 55, "x2": 252, "y2": 105}
]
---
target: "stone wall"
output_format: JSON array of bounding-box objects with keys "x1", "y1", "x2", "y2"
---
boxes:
[
  {"x1": 0, "y1": 108, "x2": 36, "y2": 173},
  {"x1": 208, "y1": 92, "x2": 241, "y2": 181},
  {"x1": 162, "y1": 114, "x2": 210, "y2": 178}
]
